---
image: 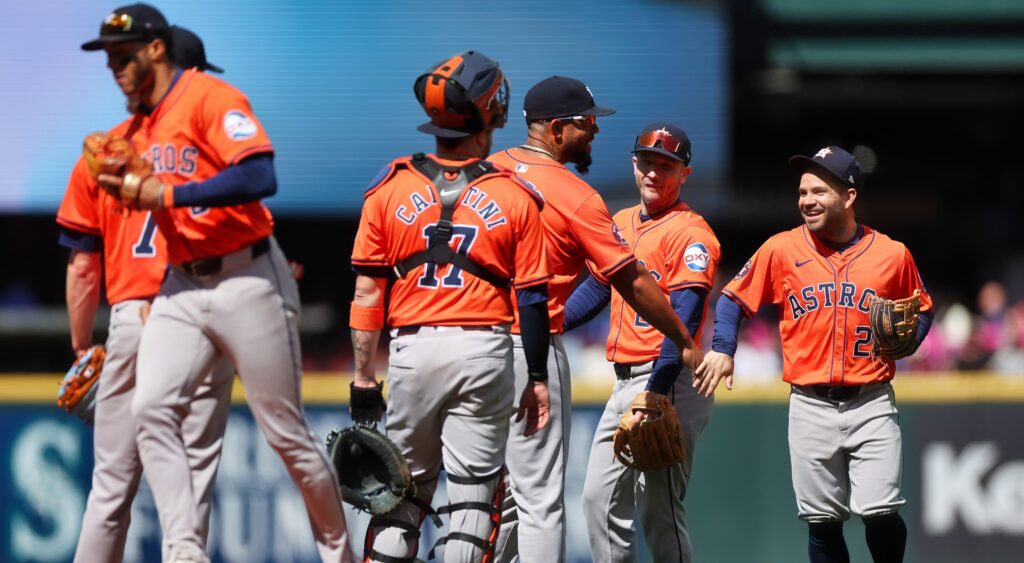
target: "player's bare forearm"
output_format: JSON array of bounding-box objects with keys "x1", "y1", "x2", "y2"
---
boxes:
[
  {"x1": 351, "y1": 274, "x2": 387, "y2": 388},
  {"x1": 610, "y1": 262, "x2": 696, "y2": 352},
  {"x1": 66, "y1": 250, "x2": 102, "y2": 357}
]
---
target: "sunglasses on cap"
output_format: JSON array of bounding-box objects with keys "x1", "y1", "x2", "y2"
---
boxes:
[
  {"x1": 635, "y1": 128, "x2": 685, "y2": 154},
  {"x1": 101, "y1": 12, "x2": 136, "y2": 35},
  {"x1": 552, "y1": 115, "x2": 595, "y2": 127}
]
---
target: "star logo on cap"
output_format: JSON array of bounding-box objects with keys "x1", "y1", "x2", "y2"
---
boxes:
[
  {"x1": 656, "y1": 127, "x2": 670, "y2": 135},
  {"x1": 814, "y1": 148, "x2": 833, "y2": 159}
]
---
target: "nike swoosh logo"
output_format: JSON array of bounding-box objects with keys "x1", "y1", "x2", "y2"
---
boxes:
[
  {"x1": 795, "y1": 259, "x2": 813, "y2": 267},
  {"x1": 439, "y1": 188, "x2": 461, "y2": 197}
]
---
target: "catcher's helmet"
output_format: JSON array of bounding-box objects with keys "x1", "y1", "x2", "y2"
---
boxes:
[{"x1": 414, "y1": 50, "x2": 510, "y2": 138}]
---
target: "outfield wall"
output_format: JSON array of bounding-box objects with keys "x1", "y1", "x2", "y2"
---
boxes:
[{"x1": 2, "y1": 374, "x2": 1023, "y2": 562}]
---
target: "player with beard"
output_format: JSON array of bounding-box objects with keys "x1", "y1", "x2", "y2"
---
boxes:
[{"x1": 488, "y1": 78, "x2": 702, "y2": 562}]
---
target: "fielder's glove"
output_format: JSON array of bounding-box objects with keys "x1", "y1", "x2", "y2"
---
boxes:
[
  {"x1": 82, "y1": 132, "x2": 153, "y2": 207},
  {"x1": 57, "y1": 345, "x2": 105, "y2": 424},
  {"x1": 612, "y1": 391, "x2": 686, "y2": 471},
  {"x1": 349, "y1": 381, "x2": 386, "y2": 427},
  {"x1": 325, "y1": 425, "x2": 426, "y2": 518},
  {"x1": 868, "y1": 289, "x2": 922, "y2": 360}
]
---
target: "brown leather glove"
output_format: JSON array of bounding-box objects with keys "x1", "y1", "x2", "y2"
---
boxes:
[
  {"x1": 612, "y1": 391, "x2": 686, "y2": 471},
  {"x1": 82, "y1": 132, "x2": 153, "y2": 207},
  {"x1": 868, "y1": 289, "x2": 922, "y2": 360}
]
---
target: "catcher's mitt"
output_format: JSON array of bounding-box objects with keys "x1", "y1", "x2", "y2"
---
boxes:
[
  {"x1": 613, "y1": 391, "x2": 686, "y2": 472},
  {"x1": 868, "y1": 289, "x2": 922, "y2": 360},
  {"x1": 326, "y1": 425, "x2": 414, "y2": 515},
  {"x1": 57, "y1": 345, "x2": 105, "y2": 423},
  {"x1": 82, "y1": 132, "x2": 152, "y2": 206}
]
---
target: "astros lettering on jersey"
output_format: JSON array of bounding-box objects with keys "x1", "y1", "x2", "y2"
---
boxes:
[
  {"x1": 352, "y1": 154, "x2": 550, "y2": 327},
  {"x1": 489, "y1": 148, "x2": 636, "y2": 333},
  {"x1": 598, "y1": 201, "x2": 720, "y2": 363},
  {"x1": 722, "y1": 224, "x2": 932, "y2": 385},
  {"x1": 58, "y1": 155, "x2": 166, "y2": 303},
  {"x1": 113, "y1": 68, "x2": 275, "y2": 264}
]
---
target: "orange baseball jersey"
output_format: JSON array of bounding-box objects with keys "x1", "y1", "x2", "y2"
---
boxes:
[
  {"x1": 57, "y1": 148, "x2": 167, "y2": 304},
  {"x1": 488, "y1": 148, "x2": 636, "y2": 333},
  {"x1": 722, "y1": 225, "x2": 933, "y2": 386},
  {"x1": 600, "y1": 202, "x2": 720, "y2": 363},
  {"x1": 118, "y1": 68, "x2": 275, "y2": 264},
  {"x1": 351, "y1": 154, "x2": 550, "y2": 327}
]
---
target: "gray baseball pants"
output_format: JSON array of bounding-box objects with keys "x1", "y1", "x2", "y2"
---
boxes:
[
  {"x1": 788, "y1": 382, "x2": 905, "y2": 522},
  {"x1": 367, "y1": 326, "x2": 513, "y2": 562},
  {"x1": 133, "y1": 238, "x2": 353, "y2": 562},
  {"x1": 495, "y1": 333, "x2": 570, "y2": 563},
  {"x1": 73, "y1": 299, "x2": 233, "y2": 563},
  {"x1": 582, "y1": 363, "x2": 713, "y2": 563}
]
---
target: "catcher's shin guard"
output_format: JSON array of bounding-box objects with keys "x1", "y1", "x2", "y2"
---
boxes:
[
  {"x1": 428, "y1": 469, "x2": 505, "y2": 562},
  {"x1": 364, "y1": 487, "x2": 440, "y2": 563}
]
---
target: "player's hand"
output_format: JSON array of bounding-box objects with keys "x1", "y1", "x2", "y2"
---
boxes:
[
  {"x1": 693, "y1": 350, "x2": 735, "y2": 397},
  {"x1": 96, "y1": 172, "x2": 126, "y2": 201},
  {"x1": 516, "y1": 381, "x2": 550, "y2": 437},
  {"x1": 135, "y1": 176, "x2": 163, "y2": 210},
  {"x1": 139, "y1": 302, "x2": 151, "y2": 325},
  {"x1": 288, "y1": 260, "x2": 305, "y2": 281},
  {"x1": 350, "y1": 380, "x2": 386, "y2": 426}
]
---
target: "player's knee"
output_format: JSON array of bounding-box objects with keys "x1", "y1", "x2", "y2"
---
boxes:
[
  {"x1": 863, "y1": 512, "x2": 905, "y2": 531},
  {"x1": 808, "y1": 520, "x2": 844, "y2": 540}
]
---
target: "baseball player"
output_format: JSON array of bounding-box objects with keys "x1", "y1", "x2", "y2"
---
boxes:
[
  {"x1": 563, "y1": 123, "x2": 718, "y2": 562},
  {"x1": 694, "y1": 146, "x2": 934, "y2": 562},
  {"x1": 57, "y1": 24, "x2": 234, "y2": 563},
  {"x1": 80, "y1": 5, "x2": 352, "y2": 562},
  {"x1": 488, "y1": 82, "x2": 704, "y2": 563},
  {"x1": 348, "y1": 50, "x2": 552, "y2": 562}
]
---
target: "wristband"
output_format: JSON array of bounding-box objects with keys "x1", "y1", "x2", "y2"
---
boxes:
[
  {"x1": 160, "y1": 182, "x2": 175, "y2": 209},
  {"x1": 350, "y1": 302, "x2": 385, "y2": 331},
  {"x1": 528, "y1": 371, "x2": 548, "y2": 383}
]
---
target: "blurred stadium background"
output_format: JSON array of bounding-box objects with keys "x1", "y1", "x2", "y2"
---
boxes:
[{"x1": 2, "y1": 0, "x2": 1023, "y2": 561}]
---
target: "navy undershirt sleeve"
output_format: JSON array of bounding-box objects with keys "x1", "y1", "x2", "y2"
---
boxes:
[
  {"x1": 517, "y1": 284, "x2": 551, "y2": 381},
  {"x1": 711, "y1": 295, "x2": 746, "y2": 356},
  {"x1": 172, "y1": 153, "x2": 276, "y2": 208},
  {"x1": 563, "y1": 276, "x2": 612, "y2": 332},
  {"x1": 646, "y1": 288, "x2": 707, "y2": 394},
  {"x1": 914, "y1": 310, "x2": 934, "y2": 352},
  {"x1": 58, "y1": 227, "x2": 102, "y2": 253}
]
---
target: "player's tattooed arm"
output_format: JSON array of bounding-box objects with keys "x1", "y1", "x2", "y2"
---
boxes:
[
  {"x1": 609, "y1": 261, "x2": 703, "y2": 370},
  {"x1": 351, "y1": 274, "x2": 387, "y2": 388},
  {"x1": 66, "y1": 250, "x2": 102, "y2": 358}
]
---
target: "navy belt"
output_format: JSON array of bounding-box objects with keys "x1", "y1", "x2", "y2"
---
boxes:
[
  {"x1": 613, "y1": 363, "x2": 642, "y2": 380},
  {"x1": 180, "y1": 237, "x2": 270, "y2": 277},
  {"x1": 394, "y1": 325, "x2": 494, "y2": 337},
  {"x1": 801, "y1": 383, "x2": 880, "y2": 402}
]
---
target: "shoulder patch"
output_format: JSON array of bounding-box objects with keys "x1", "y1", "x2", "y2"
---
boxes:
[
  {"x1": 683, "y1": 242, "x2": 710, "y2": 272},
  {"x1": 514, "y1": 163, "x2": 529, "y2": 173},
  {"x1": 611, "y1": 224, "x2": 630, "y2": 248},
  {"x1": 223, "y1": 110, "x2": 258, "y2": 140},
  {"x1": 734, "y1": 259, "x2": 752, "y2": 280}
]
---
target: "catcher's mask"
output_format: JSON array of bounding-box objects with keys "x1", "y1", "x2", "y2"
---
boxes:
[
  {"x1": 326, "y1": 425, "x2": 415, "y2": 515},
  {"x1": 414, "y1": 50, "x2": 510, "y2": 139}
]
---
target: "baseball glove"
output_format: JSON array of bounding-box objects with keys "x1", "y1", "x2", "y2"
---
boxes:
[
  {"x1": 57, "y1": 345, "x2": 105, "y2": 423},
  {"x1": 326, "y1": 425, "x2": 414, "y2": 515},
  {"x1": 868, "y1": 289, "x2": 923, "y2": 360},
  {"x1": 82, "y1": 132, "x2": 152, "y2": 206},
  {"x1": 612, "y1": 391, "x2": 686, "y2": 471}
]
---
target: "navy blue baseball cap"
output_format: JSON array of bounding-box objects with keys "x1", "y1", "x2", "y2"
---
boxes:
[
  {"x1": 81, "y1": 4, "x2": 172, "y2": 51},
  {"x1": 523, "y1": 76, "x2": 615, "y2": 121},
  {"x1": 632, "y1": 122, "x2": 692, "y2": 164},
  {"x1": 171, "y1": 26, "x2": 223, "y2": 73},
  {"x1": 789, "y1": 146, "x2": 865, "y2": 190}
]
